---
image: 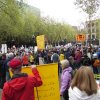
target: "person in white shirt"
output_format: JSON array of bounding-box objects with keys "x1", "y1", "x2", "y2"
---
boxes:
[{"x1": 69, "y1": 66, "x2": 100, "y2": 100}]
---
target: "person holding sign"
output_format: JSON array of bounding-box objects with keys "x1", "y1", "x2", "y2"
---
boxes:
[{"x1": 2, "y1": 58, "x2": 42, "y2": 100}]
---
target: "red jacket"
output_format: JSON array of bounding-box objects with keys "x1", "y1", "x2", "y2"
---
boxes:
[
  {"x1": 22, "y1": 55, "x2": 29, "y2": 65},
  {"x1": 2, "y1": 68, "x2": 42, "y2": 100}
]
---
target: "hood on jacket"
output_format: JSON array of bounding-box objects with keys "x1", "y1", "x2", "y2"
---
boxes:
[
  {"x1": 63, "y1": 66, "x2": 72, "y2": 73},
  {"x1": 3, "y1": 73, "x2": 28, "y2": 97},
  {"x1": 69, "y1": 87, "x2": 100, "y2": 100}
]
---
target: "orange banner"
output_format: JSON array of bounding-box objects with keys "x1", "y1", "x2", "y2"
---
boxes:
[{"x1": 76, "y1": 34, "x2": 86, "y2": 42}]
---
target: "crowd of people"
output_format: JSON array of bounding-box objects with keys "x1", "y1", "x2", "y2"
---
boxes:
[{"x1": 0, "y1": 43, "x2": 100, "y2": 100}]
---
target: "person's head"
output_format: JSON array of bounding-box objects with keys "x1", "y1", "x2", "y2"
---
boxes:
[
  {"x1": 71, "y1": 66, "x2": 97, "y2": 96},
  {"x1": 8, "y1": 58, "x2": 22, "y2": 74},
  {"x1": 69, "y1": 56, "x2": 74, "y2": 62},
  {"x1": 60, "y1": 59, "x2": 69, "y2": 70}
]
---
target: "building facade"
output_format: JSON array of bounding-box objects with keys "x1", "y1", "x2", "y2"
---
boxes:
[{"x1": 85, "y1": 19, "x2": 100, "y2": 45}]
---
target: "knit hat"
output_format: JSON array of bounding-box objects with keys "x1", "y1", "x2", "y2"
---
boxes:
[{"x1": 8, "y1": 58, "x2": 22, "y2": 69}]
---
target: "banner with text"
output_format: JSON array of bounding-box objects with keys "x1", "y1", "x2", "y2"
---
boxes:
[{"x1": 10, "y1": 64, "x2": 60, "y2": 100}]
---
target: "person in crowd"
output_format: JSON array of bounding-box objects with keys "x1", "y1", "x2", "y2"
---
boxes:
[
  {"x1": 51, "y1": 50, "x2": 59, "y2": 63},
  {"x1": 42, "y1": 50, "x2": 49, "y2": 64},
  {"x1": 91, "y1": 53, "x2": 98, "y2": 74},
  {"x1": 74, "y1": 49, "x2": 82, "y2": 66},
  {"x1": 22, "y1": 53, "x2": 29, "y2": 66},
  {"x1": 0, "y1": 54, "x2": 2, "y2": 88},
  {"x1": 0, "y1": 54, "x2": 7, "y2": 89},
  {"x1": 59, "y1": 50, "x2": 65, "y2": 61},
  {"x1": 92, "y1": 49, "x2": 100, "y2": 74},
  {"x1": 2, "y1": 58, "x2": 42, "y2": 100},
  {"x1": 69, "y1": 66, "x2": 100, "y2": 100},
  {"x1": 87, "y1": 47, "x2": 92, "y2": 60},
  {"x1": 51, "y1": 50, "x2": 61, "y2": 74},
  {"x1": 60, "y1": 60, "x2": 72, "y2": 100},
  {"x1": 96, "y1": 49, "x2": 100, "y2": 74},
  {"x1": 69, "y1": 56, "x2": 79, "y2": 70},
  {"x1": 81, "y1": 54, "x2": 91, "y2": 66},
  {"x1": 3, "y1": 53, "x2": 14, "y2": 81},
  {"x1": 29, "y1": 53, "x2": 34, "y2": 65},
  {"x1": 47, "y1": 50, "x2": 52, "y2": 63},
  {"x1": 64, "y1": 48, "x2": 71, "y2": 60}
]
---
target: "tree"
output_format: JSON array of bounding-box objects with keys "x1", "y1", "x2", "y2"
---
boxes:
[
  {"x1": 74, "y1": 0, "x2": 100, "y2": 40},
  {"x1": 0, "y1": 0, "x2": 77, "y2": 47},
  {"x1": 0, "y1": 0, "x2": 23, "y2": 46}
]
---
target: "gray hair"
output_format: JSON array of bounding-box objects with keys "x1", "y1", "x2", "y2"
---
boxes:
[{"x1": 60, "y1": 59, "x2": 69, "y2": 69}]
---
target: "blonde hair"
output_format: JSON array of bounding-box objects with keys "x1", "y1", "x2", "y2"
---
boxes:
[
  {"x1": 71, "y1": 66, "x2": 97, "y2": 96},
  {"x1": 60, "y1": 59, "x2": 69, "y2": 69}
]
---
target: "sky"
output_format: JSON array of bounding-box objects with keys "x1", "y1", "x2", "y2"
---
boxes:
[{"x1": 24, "y1": 0, "x2": 90, "y2": 26}]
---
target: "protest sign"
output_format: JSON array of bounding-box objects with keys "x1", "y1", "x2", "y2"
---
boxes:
[
  {"x1": 10, "y1": 64, "x2": 60, "y2": 100},
  {"x1": 36, "y1": 35, "x2": 45, "y2": 49}
]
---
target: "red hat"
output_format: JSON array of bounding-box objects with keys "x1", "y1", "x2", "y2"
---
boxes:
[{"x1": 9, "y1": 58, "x2": 22, "y2": 69}]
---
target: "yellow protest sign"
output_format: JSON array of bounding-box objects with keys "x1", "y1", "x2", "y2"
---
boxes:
[
  {"x1": 10, "y1": 64, "x2": 60, "y2": 100},
  {"x1": 36, "y1": 35, "x2": 45, "y2": 49}
]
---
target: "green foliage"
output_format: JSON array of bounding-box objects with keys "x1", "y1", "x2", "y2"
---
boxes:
[
  {"x1": 74, "y1": 0, "x2": 100, "y2": 17},
  {"x1": 0, "y1": 0, "x2": 77, "y2": 47}
]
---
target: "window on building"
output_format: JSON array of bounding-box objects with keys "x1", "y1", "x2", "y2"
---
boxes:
[{"x1": 92, "y1": 34, "x2": 96, "y2": 39}]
